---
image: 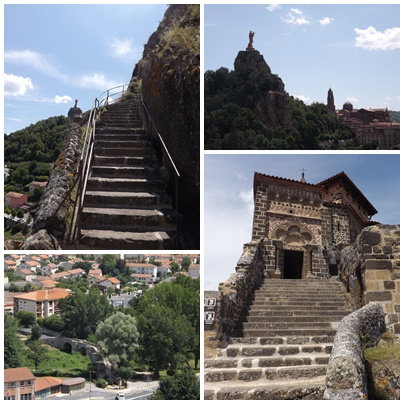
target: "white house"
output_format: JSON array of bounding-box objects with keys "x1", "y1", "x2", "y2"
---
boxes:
[
  {"x1": 189, "y1": 264, "x2": 200, "y2": 279},
  {"x1": 99, "y1": 277, "x2": 121, "y2": 290},
  {"x1": 131, "y1": 273, "x2": 154, "y2": 286},
  {"x1": 41, "y1": 263, "x2": 59, "y2": 276},
  {"x1": 58, "y1": 261, "x2": 74, "y2": 271},
  {"x1": 156, "y1": 265, "x2": 172, "y2": 278},
  {"x1": 19, "y1": 261, "x2": 41, "y2": 273},
  {"x1": 4, "y1": 260, "x2": 17, "y2": 271},
  {"x1": 15, "y1": 269, "x2": 36, "y2": 282},
  {"x1": 126, "y1": 263, "x2": 157, "y2": 277}
]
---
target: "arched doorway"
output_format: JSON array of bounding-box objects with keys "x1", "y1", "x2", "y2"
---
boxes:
[{"x1": 62, "y1": 342, "x2": 72, "y2": 353}]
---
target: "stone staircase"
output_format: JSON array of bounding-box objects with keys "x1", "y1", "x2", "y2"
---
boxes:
[
  {"x1": 78, "y1": 97, "x2": 176, "y2": 249},
  {"x1": 205, "y1": 279, "x2": 351, "y2": 400}
]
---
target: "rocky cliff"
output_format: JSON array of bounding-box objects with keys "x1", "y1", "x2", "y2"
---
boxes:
[
  {"x1": 132, "y1": 4, "x2": 200, "y2": 247},
  {"x1": 234, "y1": 50, "x2": 290, "y2": 127}
]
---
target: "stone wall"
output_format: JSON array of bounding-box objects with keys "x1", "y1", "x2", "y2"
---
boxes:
[
  {"x1": 339, "y1": 224, "x2": 400, "y2": 333},
  {"x1": 22, "y1": 122, "x2": 83, "y2": 249},
  {"x1": 324, "y1": 302, "x2": 385, "y2": 400},
  {"x1": 212, "y1": 240, "x2": 265, "y2": 344}
]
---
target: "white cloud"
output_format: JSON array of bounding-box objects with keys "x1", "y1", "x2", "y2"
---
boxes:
[
  {"x1": 109, "y1": 38, "x2": 138, "y2": 60},
  {"x1": 5, "y1": 117, "x2": 24, "y2": 122},
  {"x1": 54, "y1": 95, "x2": 73, "y2": 104},
  {"x1": 4, "y1": 49, "x2": 68, "y2": 81},
  {"x1": 295, "y1": 94, "x2": 311, "y2": 104},
  {"x1": 281, "y1": 9, "x2": 310, "y2": 26},
  {"x1": 239, "y1": 190, "x2": 254, "y2": 213},
  {"x1": 354, "y1": 26, "x2": 400, "y2": 50},
  {"x1": 291, "y1": 8, "x2": 303, "y2": 15},
  {"x1": 4, "y1": 73, "x2": 34, "y2": 96},
  {"x1": 267, "y1": 4, "x2": 280, "y2": 12},
  {"x1": 346, "y1": 96, "x2": 359, "y2": 103},
  {"x1": 77, "y1": 73, "x2": 120, "y2": 90},
  {"x1": 319, "y1": 17, "x2": 333, "y2": 26}
]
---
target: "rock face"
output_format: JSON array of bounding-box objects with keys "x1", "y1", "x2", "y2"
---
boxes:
[
  {"x1": 339, "y1": 224, "x2": 400, "y2": 334},
  {"x1": 132, "y1": 4, "x2": 200, "y2": 247},
  {"x1": 233, "y1": 50, "x2": 290, "y2": 126},
  {"x1": 22, "y1": 122, "x2": 82, "y2": 249}
]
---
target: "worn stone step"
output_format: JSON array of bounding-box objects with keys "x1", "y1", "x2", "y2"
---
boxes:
[
  {"x1": 79, "y1": 229, "x2": 175, "y2": 249},
  {"x1": 252, "y1": 299, "x2": 345, "y2": 305},
  {"x1": 248, "y1": 310, "x2": 350, "y2": 317},
  {"x1": 93, "y1": 155, "x2": 156, "y2": 167},
  {"x1": 245, "y1": 316, "x2": 344, "y2": 323},
  {"x1": 223, "y1": 344, "x2": 333, "y2": 357},
  {"x1": 95, "y1": 127, "x2": 145, "y2": 135},
  {"x1": 204, "y1": 376, "x2": 326, "y2": 400},
  {"x1": 229, "y1": 335, "x2": 335, "y2": 345},
  {"x1": 94, "y1": 146, "x2": 153, "y2": 157},
  {"x1": 255, "y1": 290, "x2": 342, "y2": 296},
  {"x1": 80, "y1": 206, "x2": 173, "y2": 230},
  {"x1": 86, "y1": 177, "x2": 164, "y2": 192},
  {"x1": 243, "y1": 329, "x2": 337, "y2": 337},
  {"x1": 95, "y1": 133, "x2": 148, "y2": 142},
  {"x1": 251, "y1": 302, "x2": 346, "y2": 308},
  {"x1": 90, "y1": 165, "x2": 157, "y2": 179},
  {"x1": 243, "y1": 322, "x2": 333, "y2": 330},
  {"x1": 83, "y1": 191, "x2": 164, "y2": 208},
  {"x1": 204, "y1": 364, "x2": 327, "y2": 382},
  {"x1": 95, "y1": 139, "x2": 150, "y2": 148}
]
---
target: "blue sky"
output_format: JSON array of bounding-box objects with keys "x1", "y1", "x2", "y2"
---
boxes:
[
  {"x1": 204, "y1": 154, "x2": 400, "y2": 290},
  {"x1": 4, "y1": 4, "x2": 167, "y2": 134},
  {"x1": 205, "y1": 4, "x2": 400, "y2": 111}
]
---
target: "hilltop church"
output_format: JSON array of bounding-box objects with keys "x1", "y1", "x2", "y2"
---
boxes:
[{"x1": 252, "y1": 171, "x2": 377, "y2": 279}]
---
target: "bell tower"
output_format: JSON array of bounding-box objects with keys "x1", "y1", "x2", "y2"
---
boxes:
[{"x1": 327, "y1": 88, "x2": 335, "y2": 114}]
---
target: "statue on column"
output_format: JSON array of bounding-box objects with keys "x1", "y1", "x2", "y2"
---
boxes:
[{"x1": 246, "y1": 31, "x2": 255, "y2": 51}]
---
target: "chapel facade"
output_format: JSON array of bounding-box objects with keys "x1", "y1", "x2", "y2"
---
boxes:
[{"x1": 251, "y1": 171, "x2": 377, "y2": 279}]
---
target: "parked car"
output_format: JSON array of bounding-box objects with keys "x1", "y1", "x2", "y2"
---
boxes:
[{"x1": 115, "y1": 393, "x2": 125, "y2": 400}]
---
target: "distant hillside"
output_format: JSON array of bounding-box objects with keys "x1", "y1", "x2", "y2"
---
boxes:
[
  {"x1": 389, "y1": 110, "x2": 400, "y2": 122},
  {"x1": 5, "y1": 116, "x2": 70, "y2": 163},
  {"x1": 4, "y1": 116, "x2": 70, "y2": 193}
]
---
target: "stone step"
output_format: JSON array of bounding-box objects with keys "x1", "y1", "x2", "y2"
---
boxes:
[
  {"x1": 248, "y1": 309, "x2": 350, "y2": 316},
  {"x1": 243, "y1": 322, "x2": 333, "y2": 330},
  {"x1": 80, "y1": 207, "x2": 173, "y2": 231},
  {"x1": 94, "y1": 146, "x2": 153, "y2": 157},
  {"x1": 90, "y1": 165, "x2": 157, "y2": 179},
  {"x1": 229, "y1": 335, "x2": 335, "y2": 345},
  {"x1": 93, "y1": 156, "x2": 156, "y2": 167},
  {"x1": 255, "y1": 289, "x2": 342, "y2": 295},
  {"x1": 250, "y1": 303, "x2": 346, "y2": 310},
  {"x1": 86, "y1": 177, "x2": 164, "y2": 192},
  {"x1": 204, "y1": 364, "x2": 327, "y2": 383},
  {"x1": 95, "y1": 133, "x2": 148, "y2": 142},
  {"x1": 95, "y1": 127, "x2": 145, "y2": 135},
  {"x1": 79, "y1": 229, "x2": 175, "y2": 249},
  {"x1": 259, "y1": 284, "x2": 342, "y2": 290},
  {"x1": 204, "y1": 376, "x2": 326, "y2": 400},
  {"x1": 206, "y1": 355, "x2": 330, "y2": 369},
  {"x1": 94, "y1": 139, "x2": 151, "y2": 149},
  {"x1": 222, "y1": 344, "x2": 333, "y2": 357},
  {"x1": 243, "y1": 329, "x2": 337, "y2": 337},
  {"x1": 83, "y1": 191, "x2": 164, "y2": 208},
  {"x1": 245, "y1": 316, "x2": 344, "y2": 323},
  {"x1": 252, "y1": 298, "x2": 345, "y2": 304}
]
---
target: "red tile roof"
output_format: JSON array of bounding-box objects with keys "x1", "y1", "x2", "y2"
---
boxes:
[
  {"x1": 106, "y1": 277, "x2": 120, "y2": 284},
  {"x1": 4, "y1": 367, "x2": 35, "y2": 382},
  {"x1": 35, "y1": 376, "x2": 63, "y2": 391},
  {"x1": 14, "y1": 288, "x2": 70, "y2": 302}
]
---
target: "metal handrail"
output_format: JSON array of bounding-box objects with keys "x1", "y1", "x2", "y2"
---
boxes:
[{"x1": 68, "y1": 85, "x2": 128, "y2": 243}]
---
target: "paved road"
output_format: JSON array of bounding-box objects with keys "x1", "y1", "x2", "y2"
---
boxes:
[{"x1": 47, "y1": 381, "x2": 158, "y2": 400}]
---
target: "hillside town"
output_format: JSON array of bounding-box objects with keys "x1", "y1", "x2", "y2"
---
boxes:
[{"x1": 5, "y1": 254, "x2": 200, "y2": 400}]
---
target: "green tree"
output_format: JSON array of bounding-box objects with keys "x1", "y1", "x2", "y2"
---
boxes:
[
  {"x1": 118, "y1": 366, "x2": 133, "y2": 387},
  {"x1": 17, "y1": 310, "x2": 36, "y2": 327},
  {"x1": 137, "y1": 305, "x2": 194, "y2": 376},
  {"x1": 180, "y1": 257, "x2": 191, "y2": 271},
  {"x1": 5, "y1": 315, "x2": 23, "y2": 368},
  {"x1": 26, "y1": 340, "x2": 49, "y2": 371},
  {"x1": 95, "y1": 312, "x2": 139, "y2": 372},
  {"x1": 170, "y1": 262, "x2": 180, "y2": 273},
  {"x1": 73, "y1": 261, "x2": 93, "y2": 273},
  {"x1": 31, "y1": 324, "x2": 42, "y2": 341},
  {"x1": 42, "y1": 314, "x2": 65, "y2": 332},
  {"x1": 100, "y1": 255, "x2": 118, "y2": 275},
  {"x1": 150, "y1": 367, "x2": 200, "y2": 400},
  {"x1": 59, "y1": 286, "x2": 113, "y2": 339}
]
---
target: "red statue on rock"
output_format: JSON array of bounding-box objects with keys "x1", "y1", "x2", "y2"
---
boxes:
[{"x1": 246, "y1": 30, "x2": 255, "y2": 51}]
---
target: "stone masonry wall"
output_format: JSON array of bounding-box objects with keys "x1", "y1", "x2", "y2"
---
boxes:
[
  {"x1": 213, "y1": 240, "x2": 265, "y2": 344},
  {"x1": 339, "y1": 224, "x2": 400, "y2": 333},
  {"x1": 324, "y1": 302, "x2": 385, "y2": 400}
]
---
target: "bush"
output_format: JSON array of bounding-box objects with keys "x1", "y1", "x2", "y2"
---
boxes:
[
  {"x1": 95, "y1": 378, "x2": 107, "y2": 389},
  {"x1": 17, "y1": 310, "x2": 36, "y2": 327},
  {"x1": 31, "y1": 324, "x2": 42, "y2": 340},
  {"x1": 42, "y1": 314, "x2": 64, "y2": 332}
]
